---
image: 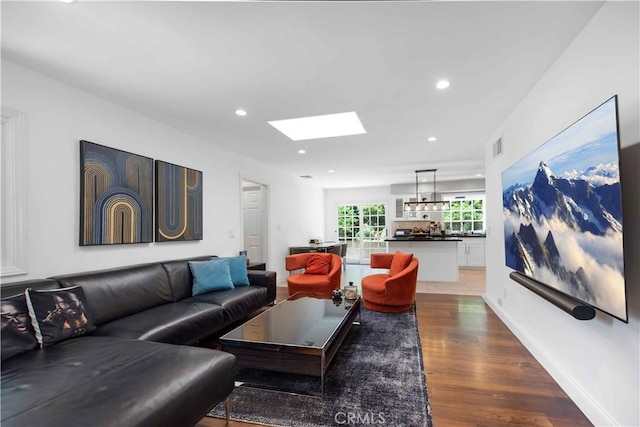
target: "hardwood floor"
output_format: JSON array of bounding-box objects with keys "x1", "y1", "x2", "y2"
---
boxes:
[
  {"x1": 197, "y1": 269, "x2": 592, "y2": 426},
  {"x1": 417, "y1": 293, "x2": 591, "y2": 426}
]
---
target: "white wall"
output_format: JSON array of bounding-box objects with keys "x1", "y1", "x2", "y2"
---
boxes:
[
  {"x1": 0, "y1": 59, "x2": 324, "y2": 284},
  {"x1": 484, "y1": 3, "x2": 639, "y2": 426}
]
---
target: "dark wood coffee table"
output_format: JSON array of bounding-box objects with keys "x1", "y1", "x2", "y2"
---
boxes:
[{"x1": 220, "y1": 292, "x2": 361, "y2": 392}]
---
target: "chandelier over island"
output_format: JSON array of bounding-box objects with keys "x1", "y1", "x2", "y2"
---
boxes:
[{"x1": 404, "y1": 169, "x2": 451, "y2": 212}]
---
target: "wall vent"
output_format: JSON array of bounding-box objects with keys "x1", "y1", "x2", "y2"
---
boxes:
[
  {"x1": 492, "y1": 137, "x2": 503, "y2": 158},
  {"x1": 299, "y1": 175, "x2": 313, "y2": 179}
]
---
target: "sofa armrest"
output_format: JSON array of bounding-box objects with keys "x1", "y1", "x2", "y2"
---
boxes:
[
  {"x1": 285, "y1": 253, "x2": 309, "y2": 271},
  {"x1": 328, "y1": 254, "x2": 342, "y2": 289},
  {"x1": 248, "y1": 270, "x2": 277, "y2": 302}
]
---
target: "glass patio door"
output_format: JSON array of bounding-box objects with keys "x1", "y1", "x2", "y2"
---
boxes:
[{"x1": 337, "y1": 204, "x2": 387, "y2": 264}]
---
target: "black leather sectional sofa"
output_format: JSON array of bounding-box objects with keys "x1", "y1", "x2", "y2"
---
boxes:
[{"x1": 1, "y1": 255, "x2": 277, "y2": 427}]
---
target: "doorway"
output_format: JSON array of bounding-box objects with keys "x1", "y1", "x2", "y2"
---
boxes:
[
  {"x1": 241, "y1": 179, "x2": 269, "y2": 266},
  {"x1": 336, "y1": 204, "x2": 387, "y2": 264}
]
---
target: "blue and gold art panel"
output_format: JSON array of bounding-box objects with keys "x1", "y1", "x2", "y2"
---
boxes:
[
  {"x1": 80, "y1": 140, "x2": 153, "y2": 245},
  {"x1": 155, "y1": 160, "x2": 203, "y2": 242}
]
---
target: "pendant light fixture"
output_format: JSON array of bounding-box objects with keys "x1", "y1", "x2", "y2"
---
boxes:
[{"x1": 404, "y1": 169, "x2": 451, "y2": 212}]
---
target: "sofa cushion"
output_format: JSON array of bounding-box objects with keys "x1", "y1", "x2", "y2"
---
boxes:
[
  {"x1": 0, "y1": 336, "x2": 236, "y2": 427},
  {"x1": 160, "y1": 256, "x2": 214, "y2": 301},
  {"x1": 287, "y1": 273, "x2": 334, "y2": 298},
  {"x1": 305, "y1": 253, "x2": 332, "y2": 275},
  {"x1": 219, "y1": 255, "x2": 250, "y2": 287},
  {"x1": 389, "y1": 251, "x2": 413, "y2": 276},
  {"x1": 0, "y1": 279, "x2": 60, "y2": 299},
  {"x1": 189, "y1": 286, "x2": 268, "y2": 326},
  {"x1": 360, "y1": 274, "x2": 388, "y2": 304},
  {"x1": 189, "y1": 259, "x2": 234, "y2": 295},
  {"x1": 288, "y1": 273, "x2": 331, "y2": 287},
  {"x1": 52, "y1": 264, "x2": 174, "y2": 325},
  {"x1": 26, "y1": 286, "x2": 96, "y2": 348},
  {"x1": 1, "y1": 293, "x2": 38, "y2": 361},
  {"x1": 92, "y1": 301, "x2": 225, "y2": 345}
]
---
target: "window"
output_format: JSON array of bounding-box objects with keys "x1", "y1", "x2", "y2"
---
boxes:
[
  {"x1": 337, "y1": 205, "x2": 360, "y2": 241},
  {"x1": 337, "y1": 204, "x2": 387, "y2": 263},
  {"x1": 443, "y1": 195, "x2": 485, "y2": 233},
  {"x1": 361, "y1": 204, "x2": 386, "y2": 241}
]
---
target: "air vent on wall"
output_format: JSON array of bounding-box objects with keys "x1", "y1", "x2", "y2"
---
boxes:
[
  {"x1": 492, "y1": 137, "x2": 503, "y2": 158},
  {"x1": 300, "y1": 175, "x2": 313, "y2": 179}
]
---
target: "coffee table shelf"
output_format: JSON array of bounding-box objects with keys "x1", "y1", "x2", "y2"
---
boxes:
[{"x1": 220, "y1": 292, "x2": 361, "y2": 390}]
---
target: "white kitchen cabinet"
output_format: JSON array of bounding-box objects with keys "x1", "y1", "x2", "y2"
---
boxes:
[
  {"x1": 388, "y1": 239, "x2": 459, "y2": 282},
  {"x1": 457, "y1": 238, "x2": 485, "y2": 267}
]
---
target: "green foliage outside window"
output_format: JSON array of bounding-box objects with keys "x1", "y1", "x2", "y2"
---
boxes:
[
  {"x1": 443, "y1": 198, "x2": 485, "y2": 232},
  {"x1": 338, "y1": 204, "x2": 386, "y2": 241}
]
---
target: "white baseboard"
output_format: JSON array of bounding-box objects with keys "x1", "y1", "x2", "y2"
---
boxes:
[{"x1": 483, "y1": 295, "x2": 618, "y2": 427}]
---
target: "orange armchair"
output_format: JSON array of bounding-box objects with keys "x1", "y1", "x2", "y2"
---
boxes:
[
  {"x1": 286, "y1": 253, "x2": 342, "y2": 298},
  {"x1": 361, "y1": 252, "x2": 418, "y2": 313}
]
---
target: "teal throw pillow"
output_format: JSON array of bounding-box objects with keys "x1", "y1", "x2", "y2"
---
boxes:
[
  {"x1": 217, "y1": 255, "x2": 250, "y2": 287},
  {"x1": 189, "y1": 259, "x2": 234, "y2": 296}
]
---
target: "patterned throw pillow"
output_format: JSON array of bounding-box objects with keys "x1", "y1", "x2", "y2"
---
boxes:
[
  {"x1": 26, "y1": 286, "x2": 96, "y2": 348},
  {"x1": 1, "y1": 293, "x2": 39, "y2": 360},
  {"x1": 305, "y1": 253, "x2": 332, "y2": 275}
]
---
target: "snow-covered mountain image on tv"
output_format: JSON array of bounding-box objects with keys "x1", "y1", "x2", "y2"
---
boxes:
[{"x1": 502, "y1": 96, "x2": 627, "y2": 322}]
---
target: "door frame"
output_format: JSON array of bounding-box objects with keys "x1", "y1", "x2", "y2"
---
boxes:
[{"x1": 240, "y1": 175, "x2": 270, "y2": 267}]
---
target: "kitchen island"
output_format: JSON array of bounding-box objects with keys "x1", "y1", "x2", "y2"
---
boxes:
[{"x1": 385, "y1": 237, "x2": 462, "y2": 282}]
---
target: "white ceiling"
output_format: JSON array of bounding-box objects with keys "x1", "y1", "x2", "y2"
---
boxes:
[{"x1": 1, "y1": 1, "x2": 603, "y2": 188}]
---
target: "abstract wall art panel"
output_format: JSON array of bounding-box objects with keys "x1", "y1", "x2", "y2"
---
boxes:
[
  {"x1": 80, "y1": 140, "x2": 153, "y2": 246},
  {"x1": 501, "y1": 96, "x2": 627, "y2": 322},
  {"x1": 155, "y1": 160, "x2": 203, "y2": 242}
]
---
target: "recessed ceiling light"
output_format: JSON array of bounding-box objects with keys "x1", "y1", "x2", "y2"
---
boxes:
[
  {"x1": 476, "y1": 173, "x2": 483, "y2": 177},
  {"x1": 59, "y1": 0, "x2": 76, "y2": 3},
  {"x1": 298, "y1": 149, "x2": 306, "y2": 154},
  {"x1": 235, "y1": 109, "x2": 247, "y2": 116},
  {"x1": 268, "y1": 111, "x2": 366, "y2": 141},
  {"x1": 436, "y1": 80, "x2": 450, "y2": 90},
  {"x1": 427, "y1": 136, "x2": 437, "y2": 142},
  {"x1": 328, "y1": 169, "x2": 335, "y2": 173}
]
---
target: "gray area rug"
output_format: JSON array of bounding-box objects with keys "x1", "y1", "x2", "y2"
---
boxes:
[{"x1": 209, "y1": 304, "x2": 433, "y2": 426}]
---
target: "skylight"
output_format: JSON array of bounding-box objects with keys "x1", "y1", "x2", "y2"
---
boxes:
[{"x1": 268, "y1": 111, "x2": 366, "y2": 141}]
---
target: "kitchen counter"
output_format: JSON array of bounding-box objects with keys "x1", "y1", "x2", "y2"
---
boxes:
[
  {"x1": 289, "y1": 242, "x2": 342, "y2": 254},
  {"x1": 387, "y1": 239, "x2": 460, "y2": 282},
  {"x1": 385, "y1": 237, "x2": 462, "y2": 242}
]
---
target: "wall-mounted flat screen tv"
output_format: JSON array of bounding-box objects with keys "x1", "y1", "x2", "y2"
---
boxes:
[{"x1": 502, "y1": 96, "x2": 626, "y2": 322}]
